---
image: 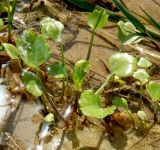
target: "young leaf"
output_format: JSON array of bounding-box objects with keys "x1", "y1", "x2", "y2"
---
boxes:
[
  {"x1": 87, "y1": 9, "x2": 108, "y2": 30},
  {"x1": 79, "y1": 90, "x2": 116, "y2": 119},
  {"x1": 146, "y1": 82, "x2": 160, "y2": 101},
  {"x1": 72, "y1": 60, "x2": 90, "y2": 91},
  {"x1": 26, "y1": 80, "x2": 42, "y2": 97},
  {"x1": 117, "y1": 21, "x2": 142, "y2": 45},
  {"x1": 44, "y1": 113, "x2": 54, "y2": 122},
  {"x1": 108, "y1": 53, "x2": 137, "y2": 77},
  {"x1": 112, "y1": 97, "x2": 128, "y2": 109},
  {"x1": 16, "y1": 30, "x2": 51, "y2": 68},
  {"x1": 0, "y1": 18, "x2": 4, "y2": 31},
  {"x1": 47, "y1": 62, "x2": 67, "y2": 79},
  {"x1": 2, "y1": 43, "x2": 18, "y2": 59},
  {"x1": 137, "y1": 57, "x2": 152, "y2": 68},
  {"x1": 133, "y1": 69, "x2": 149, "y2": 83},
  {"x1": 40, "y1": 17, "x2": 64, "y2": 42}
]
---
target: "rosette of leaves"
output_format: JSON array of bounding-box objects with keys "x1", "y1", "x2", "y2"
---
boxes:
[
  {"x1": 79, "y1": 90, "x2": 116, "y2": 119},
  {"x1": 16, "y1": 30, "x2": 51, "y2": 68},
  {"x1": 40, "y1": 17, "x2": 64, "y2": 42},
  {"x1": 108, "y1": 53, "x2": 137, "y2": 77}
]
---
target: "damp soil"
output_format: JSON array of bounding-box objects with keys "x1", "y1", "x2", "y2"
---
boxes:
[{"x1": 1, "y1": 0, "x2": 160, "y2": 149}]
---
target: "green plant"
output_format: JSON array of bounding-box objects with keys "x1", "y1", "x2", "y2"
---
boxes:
[
  {"x1": 40, "y1": 17, "x2": 67, "y2": 99},
  {"x1": 86, "y1": 9, "x2": 108, "y2": 61},
  {"x1": 6, "y1": 0, "x2": 18, "y2": 41},
  {"x1": 133, "y1": 57, "x2": 152, "y2": 109},
  {"x1": 146, "y1": 82, "x2": 160, "y2": 120}
]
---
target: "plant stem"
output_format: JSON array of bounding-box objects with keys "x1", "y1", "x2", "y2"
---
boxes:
[
  {"x1": 60, "y1": 42, "x2": 65, "y2": 65},
  {"x1": 86, "y1": 10, "x2": 103, "y2": 61},
  {"x1": 86, "y1": 30, "x2": 95, "y2": 61},
  {"x1": 7, "y1": 0, "x2": 11, "y2": 41},
  {"x1": 126, "y1": 110, "x2": 135, "y2": 128},
  {"x1": 153, "y1": 101, "x2": 158, "y2": 122},
  {"x1": 35, "y1": 69, "x2": 66, "y2": 123},
  {"x1": 6, "y1": 0, "x2": 17, "y2": 42},
  {"x1": 60, "y1": 42, "x2": 66, "y2": 99},
  {"x1": 95, "y1": 73, "x2": 114, "y2": 94}
]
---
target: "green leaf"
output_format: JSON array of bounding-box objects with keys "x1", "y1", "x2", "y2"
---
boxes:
[
  {"x1": 47, "y1": 62, "x2": 67, "y2": 79},
  {"x1": 79, "y1": 90, "x2": 116, "y2": 119},
  {"x1": 16, "y1": 30, "x2": 51, "y2": 68},
  {"x1": 40, "y1": 17, "x2": 64, "y2": 42},
  {"x1": 72, "y1": 60, "x2": 90, "y2": 91},
  {"x1": 0, "y1": 18, "x2": 4, "y2": 31},
  {"x1": 138, "y1": 57, "x2": 152, "y2": 68},
  {"x1": 44, "y1": 113, "x2": 54, "y2": 122},
  {"x1": 2, "y1": 43, "x2": 18, "y2": 59},
  {"x1": 117, "y1": 21, "x2": 142, "y2": 45},
  {"x1": 137, "y1": 111, "x2": 147, "y2": 121},
  {"x1": 133, "y1": 69, "x2": 149, "y2": 83},
  {"x1": 26, "y1": 80, "x2": 42, "y2": 97},
  {"x1": 87, "y1": 9, "x2": 108, "y2": 30},
  {"x1": 146, "y1": 82, "x2": 160, "y2": 101},
  {"x1": 22, "y1": 70, "x2": 40, "y2": 87},
  {"x1": 108, "y1": 53, "x2": 137, "y2": 77},
  {"x1": 112, "y1": 97, "x2": 128, "y2": 109}
]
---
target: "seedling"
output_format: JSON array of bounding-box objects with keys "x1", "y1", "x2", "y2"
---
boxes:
[
  {"x1": 87, "y1": 9, "x2": 108, "y2": 61},
  {"x1": 40, "y1": 17, "x2": 67, "y2": 99},
  {"x1": 117, "y1": 20, "x2": 142, "y2": 50},
  {"x1": 133, "y1": 57, "x2": 151, "y2": 109}
]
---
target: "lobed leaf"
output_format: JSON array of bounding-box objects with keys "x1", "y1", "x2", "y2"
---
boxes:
[
  {"x1": 16, "y1": 30, "x2": 51, "y2": 68},
  {"x1": 79, "y1": 90, "x2": 116, "y2": 119}
]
